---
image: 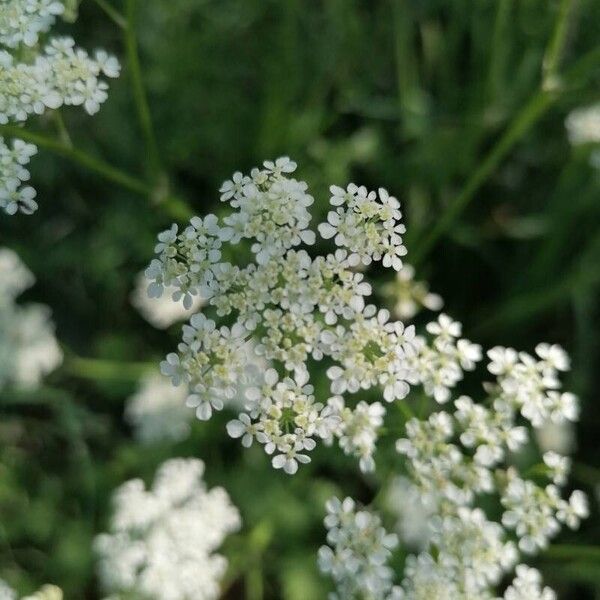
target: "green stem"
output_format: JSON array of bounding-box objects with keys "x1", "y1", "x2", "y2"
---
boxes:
[
  {"x1": 125, "y1": 0, "x2": 161, "y2": 176},
  {"x1": 543, "y1": 0, "x2": 577, "y2": 88},
  {"x1": 0, "y1": 124, "x2": 149, "y2": 195},
  {"x1": 0, "y1": 124, "x2": 193, "y2": 220},
  {"x1": 397, "y1": 400, "x2": 415, "y2": 421},
  {"x1": 410, "y1": 90, "x2": 552, "y2": 267},
  {"x1": 53, "y1": 110, "x2": 73, "y2": 148},
  {"x1": 544, "y1": 545, "x2": 600, "y2": 562},
  {"x1": 92, "y1": 0, "x2": 127, "y2": 29},
  {"x1": 63, "y1": 356, "x2": 155, "y2": 382},
  {"x1": 410, "y1": 44, "x2": 600, "y2": 267}
]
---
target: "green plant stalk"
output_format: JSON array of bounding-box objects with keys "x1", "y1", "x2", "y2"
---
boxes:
[
  {"x1": 0, "y1": 124, "x2": 149, "y2": 195},
  {"x1": 543, "y1": 0, "x2": 577, "y2": 87},
  {"x1": 0, "y1": 124, "x2": 193, "y2": 220},
  {"x1": 410, "y1": 90, "x2": 552, "y2": 267},
  {"x1": 92, "y1": 0, "x2": 127, "y2": 29},
  {"x1": 544, "y1": 545, "x2": 600, "y2": 562},
  {"x1": 63, "y1": 356, "x2": 155, "y2": 382},
  {"x1": 125, "y1": 0, "x2": 161, "y2": 177},
  {"x1": 410, "y1": 43, "x2": 600, "y2": 267}
]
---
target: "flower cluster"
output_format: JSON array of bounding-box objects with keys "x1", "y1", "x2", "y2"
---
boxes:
[
  {"x1": 125, "y1": 371, "x2": 193, "y2": 444},
  {"x1": 1, "y1": 2, "x2": 119, "y2": 215},
  {"x1": 0, "y1": 136, "x2": 37, "y2": 215},
  {"x1": 565, "y1": 103, "x2": 600, "y2": 169},
  {"x1": 149, "y1": 159, "x2": 419, "y2": 474},
  {"x1": 318, "y1": 184, "x2": 407, "y2": 270},
  {"x1": 386, "y1": 342, "x2": 587, "y2": 597},
  {"x1": 408, "y1": 313, "x2": 482, "y2": 403},
  {"x1": 0, "y1": 247, "x2": 62, "y2": 390},
  {"x1": 383, "y1": 263, "x2": 443, "y2": 320},
  {"x1": 318, "y1": 497, "x2": 401, "y2": 600},
  {"x1": 95, "y1": 458, "x2": 241, "y2": 600},
  {"x1": 0, "y1": 0, "x2": 64, "y2": 48}
]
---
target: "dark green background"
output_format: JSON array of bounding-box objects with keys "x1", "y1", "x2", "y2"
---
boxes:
[{"x1": 1, "y1": 0, "x2": 599, "y2": 597}]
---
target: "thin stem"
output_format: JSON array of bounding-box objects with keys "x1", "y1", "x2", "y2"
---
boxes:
[
  {"x1": 543, "y1": 0, "x2": 577, "y2": 88},
  {"x1": 124, "y1": 0, "x2": 161, "y2": 176},
  {"x1": 410, "y1": 90, "x2": 552, "y2": 267},
  {"x1": 53, "y1": 110, "x2": 73, "y2": 148},
  {"x1": 63, "y1": 356, "x2": 155, "y2": 382},
  {"x1": 397, "y1": 400, "x2": 415, "y2": 421},
  {"x1": 544, "y1": 545, "x2": 600, "y2": 562},
  {"x1": 0, "y1": 124, "x2": 149, "y2": 195},
  {"x1": 0, "y1": 125, "x2": 193, "y2": 220},
  {"x1": 92, "y1": 0, "x2": 127, "y2": 29},
  {"x1": 410, "y1": 44, "x2": 600, "y2": 267}
]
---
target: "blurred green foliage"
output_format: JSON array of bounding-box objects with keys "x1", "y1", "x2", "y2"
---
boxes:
[{"x1": 1, "y1": 0, "x2": 600, "y2": 598}]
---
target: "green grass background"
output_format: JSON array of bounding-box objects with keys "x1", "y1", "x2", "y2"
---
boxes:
[{"x1": 1, "y1": 0, "x2": 599, "y2": 597}]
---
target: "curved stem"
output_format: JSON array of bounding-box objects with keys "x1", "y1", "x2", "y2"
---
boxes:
[
  {"x1": 0, "y1": 124, "x2": 193, "y2": 220},
  {"x1": 0, "y1": 124, "x2": 150, "y2": 195}
]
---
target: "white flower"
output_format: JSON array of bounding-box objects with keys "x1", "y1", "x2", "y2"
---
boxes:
[
  {"x1": 383, "y1": 263, "x2": 443, "y2": 320},
  {"x1": 0, "y1": 137, "x2": 38, "y2": 215},
  {"x1": 503, "y1": 565, "x2": 556, "y2": 600},
  {"x1": 319, "y1": 497, "x2": 399, "y2": 600},
  {"x1": 95, "y1": 458, "x2": 241, "y2": 600},
  {"x1": 131, "y1": 272, "x2": 206, "y2": 329},
  {"x1": 565, "y1": 103, "x2": 600, "y2": 145},
  {"x1": 125, "y1": 372, "x2": 193, "y2": 443}
]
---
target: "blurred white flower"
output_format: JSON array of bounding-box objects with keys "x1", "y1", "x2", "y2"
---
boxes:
[
  {"x1": 0, "y1": 579, "x2": 16, "y2": 600},
  {"x1": 125, "y1": 372, "x2": 193, "y2": 443},
  {"x1": 565, "y1": 104, "x2": 600, "y2": 145},
  {"x1": 0, "y1": 247, "x2": 62, "y2": 390},
  {"x1": 383, "y1": 264, "x2": 443, "y2": 320},
  {"x1": 95, "y1": 458, "x2": 241, "y2": 600},
  {"x1": 385, "y1": 476, "x2": 435, "y2": 550},
  {"x1": 131, "y1": 272, "x2": 205, "y2": 329},
  {"x1": 535, "y1": 420, "x2": 575, "y2": 455}
]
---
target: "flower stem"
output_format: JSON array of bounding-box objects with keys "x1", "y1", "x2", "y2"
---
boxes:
[
  {"x1": 124, "y1": 0, "x2": 161, "y2": 177},
  {"x1": 0, "y1": 124, "x2": 193, "y2": 220},
  {"x1": 410, "y1": 43, "x2": 600, "y2": 267},
  {"x1": 92, "y1": 0, "x2": 127, "y2": 29},
  {"x1": 0, "y1": 124, "x2": 149, "y2": 194},
  {"x1": 544, "y1": 545, "x2": 600, "y2": 562},
  {"x1": 63, "y1": 356, "x2": 154, "y2": 382},
  {"x1": 543, "y1": 0, "x2": 577, "y2": 88}
]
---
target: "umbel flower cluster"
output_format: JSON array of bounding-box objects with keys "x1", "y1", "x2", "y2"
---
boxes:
[
  {"x1": 0, "y1": 0, "x2": 120, "y2": 215},
  {"x1": 148, "y1": 157, "x2": 423, "y2": 474},
  {"x1": 95, "y1": 458, "x2": 241, "y2": 600},
  {"x1": 0, "y1": 247, "x2": 62, "y2": 390},
  {"x1": 143, "y1": 159, "x2": 589, "y2": 597},
  {"x1": 319, "y1": 339, "x2": 587, "y2": 597}
]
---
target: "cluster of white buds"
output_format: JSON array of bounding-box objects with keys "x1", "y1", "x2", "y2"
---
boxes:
[
  {"x1": 487, "y1": 344, "x2": 578, "y2": 427},
  {"x1": 565, "y1": 103, "x2": 600, "y2": 169},
  {"x1": 0, "y1": 136, "x2": 37, "y2": 215},
  {"x1": 0, "y1": 0, "x2": 64, "y2": 48},
  {"x1": 383, "y1": 264, "x2": 443, "y2": 320},
  {"x1": 1, "y1": 2, "x2": 120, "y2": 215},
  {"x1": 95, "y1": 458, "x2": 241, "y2": 600},
  {"x1": 387, "y1": 340, "x2": 587, "y2": 597},
  {"x1": 0, "y1": 247, "x2": 62, "y2": 390},
  {"x1": 149, "y1": 158, "x2": 419, "y2": 474},
  {"x1": 318, "y1": 497, "x2": 402, "y2": 600},
  {"x1": 408, "y1": 313, "x2": 482, "y2": 403}
]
